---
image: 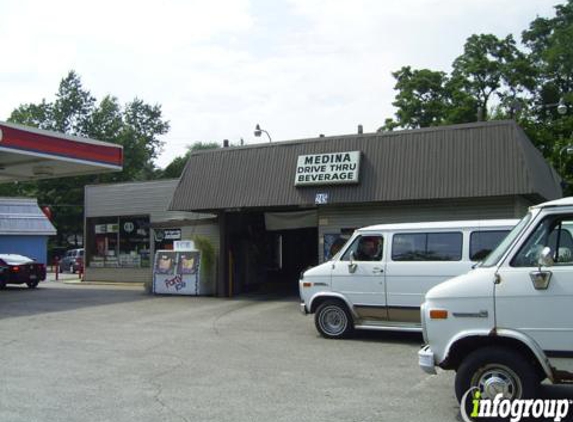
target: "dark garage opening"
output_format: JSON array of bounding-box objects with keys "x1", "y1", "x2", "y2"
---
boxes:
[{"x1": 226, "y1": 210, "x2": 318, "y2": 296}]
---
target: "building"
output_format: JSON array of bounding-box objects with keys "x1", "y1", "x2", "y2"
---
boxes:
[
  {"x1": 0, "y1": 198, "x2": 57, "y2": 263},
  {"x1": 84, "y1": 179, "x2": 217, "y2": 284},
  {"x1": 169, "y1": 120, "x2": 562, "y2": 296}
]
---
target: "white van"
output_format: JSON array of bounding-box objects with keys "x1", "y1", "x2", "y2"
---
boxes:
[
  {"x1": 299, "y1": 219, "x2": 517, "y2": 339},
  {"x1": 419, "y1": 197, "x2": 573, "y2": 403}
]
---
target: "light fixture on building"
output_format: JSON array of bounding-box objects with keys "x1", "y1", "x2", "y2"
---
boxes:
[
  {"x1": 538, "y1": 97, "x2": 569, "y2": 115},
  {"x1": 557, "y1": 99, "x2": 568, "y2": 115},
  {"x1": 32, "y1": 165, "x2": 54, "y2": 177},
  {"x1": 254, "y1": 124, "x2": 272, "y2": 142}
]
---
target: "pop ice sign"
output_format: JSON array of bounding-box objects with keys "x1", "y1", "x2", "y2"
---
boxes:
[{"x1": 294, "y1": 151, "x2": 361, "y2": 186}]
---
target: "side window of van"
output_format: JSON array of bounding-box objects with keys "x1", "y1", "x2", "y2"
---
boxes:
[
  {"x1": 392, "y1": 232, "x2": 462, "y2": 261},
  {"x1": 512, "y1": 216, "x2": 573, "y2": 267},
  {"x1": 340, "y1": 235, "x2": 383, "y2": 261},
  {"x1": 470, "y1": 230, "x2": 510, "y2": 261}
]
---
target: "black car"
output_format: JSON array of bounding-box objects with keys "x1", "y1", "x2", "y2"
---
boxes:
[{"x1": 0, "y1": 254, "x2": 46, "y2": 289}]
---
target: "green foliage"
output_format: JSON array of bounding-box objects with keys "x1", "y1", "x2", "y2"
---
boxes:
[
  {"x1": 192, "y1": 235, "x2": 216, "y2": 285},
  {"x1": 6, "y1": 70, "x2": 170, "y2": 245},
  {"x1": 159, "y1": 141, "x2": 221, "y2": 179},
  {"x1": 384, "y1": 0, "x2": 573, "y2": 194},
  {"x1": 381, "y1": 66, "x2": 477, "y2": 130}
]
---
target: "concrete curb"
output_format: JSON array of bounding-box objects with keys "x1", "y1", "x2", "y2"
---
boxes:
[{"x1": 61, "y1": 280, "x2": 144, "y2": 287}]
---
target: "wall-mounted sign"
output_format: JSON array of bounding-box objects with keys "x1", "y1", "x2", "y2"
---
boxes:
[
  {"x1": 294, "y1": 151, "x2": 361, "y2": 186},
  {"x1": 174, "y1": 240, "x2": 195, "y2": 251},
  {"x1": 164, "y1": 229, "x2": 182, "y2": 240},
  {"x1": 315, "y1": 193, "x2": 329, "y2": 205}
]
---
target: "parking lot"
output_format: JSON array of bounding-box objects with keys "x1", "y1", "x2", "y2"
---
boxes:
[{"x1": 0, "y1": 280, "x2": 565, "y2": 422}]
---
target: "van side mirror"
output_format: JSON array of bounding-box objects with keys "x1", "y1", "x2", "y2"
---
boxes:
[
  {"x1": 348, "y1": 251, "x2": 357, "y2": 273},
  {"x1": 538, "y1": 246, "x2": 554, "y2": 268}
]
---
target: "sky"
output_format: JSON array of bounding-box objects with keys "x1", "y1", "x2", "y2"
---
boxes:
[{"x1": 0, "y1": 0, "x2": 560, "y2": 168}]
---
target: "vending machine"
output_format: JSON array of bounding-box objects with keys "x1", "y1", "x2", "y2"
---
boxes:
[{"x1": 152, "y1": 242, "x2": 213, "y2": 295}]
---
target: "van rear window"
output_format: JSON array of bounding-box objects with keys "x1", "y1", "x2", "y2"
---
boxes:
[
  {"x1": 392, "y1": 232, "x2": 462, "y2": 261},
  {"x1": 470, "y1": 230, "x2": 510, "y2": 261}
]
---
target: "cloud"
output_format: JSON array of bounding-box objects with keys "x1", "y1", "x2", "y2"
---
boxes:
[{"x1": 0, "y1": 0, "x2": 558, "y2": 168}]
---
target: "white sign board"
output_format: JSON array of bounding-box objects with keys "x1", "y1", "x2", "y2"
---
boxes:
[
  {"x1": 294, "y1": 151, "x2": 361, "y2": 186},
  {"x1": 174, "y1": 240, "x2": 194, "y2": 251}
]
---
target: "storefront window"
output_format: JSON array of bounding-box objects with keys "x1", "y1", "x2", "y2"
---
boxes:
[
  {"x1": 119, "y1": 216, "x2": 151, "y2": 267},
  {"x1": 87, "y1": 216, "x2": 151, "y2": 268}
]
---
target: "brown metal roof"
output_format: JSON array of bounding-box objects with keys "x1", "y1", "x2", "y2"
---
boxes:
[{"x1": 169, "y1": 120, "x2": 562, "y2": 212}]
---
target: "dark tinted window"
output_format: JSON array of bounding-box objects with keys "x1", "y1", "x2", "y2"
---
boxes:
[
  {"x1": 392, "y1": 232, "x2": 462, "y2": 261},
  {"x1": 470, "y1": 230, "x2": 510, "y2": 261}
]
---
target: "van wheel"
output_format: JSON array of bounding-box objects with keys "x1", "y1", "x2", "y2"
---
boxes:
[
  {"x1": 314, "y1": 300, "x2": 354, "y2": 339},
  {"x1": 26, "y1": 281, "x2": 39, "y2": 289},
  {"x1": 455, "y1": 346, "x2": 539, "y2": 405}
]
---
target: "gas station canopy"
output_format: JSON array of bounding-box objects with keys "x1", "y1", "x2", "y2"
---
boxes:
[{"x1": 0, "y1": 121, "x2": 123, "y2": 183}]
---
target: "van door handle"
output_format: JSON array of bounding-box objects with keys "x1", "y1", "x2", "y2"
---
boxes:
[{"x1": 372, "y1": 267, "x2": 384, "y2": 274}]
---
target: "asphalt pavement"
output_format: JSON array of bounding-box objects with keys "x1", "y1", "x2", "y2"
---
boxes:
[{"x1": 0, "y1": 280, "x2": 465, "y2": 422}]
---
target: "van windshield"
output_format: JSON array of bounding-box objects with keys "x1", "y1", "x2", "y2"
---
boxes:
[{"x1": 480, "y1": 212, "x2": 532, "y2": 267}]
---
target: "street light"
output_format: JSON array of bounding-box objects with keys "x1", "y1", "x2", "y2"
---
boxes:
[
  {"x1": 254, "y1": 124, "x2": 272, "y2": 142},
  {"x1": 538, "y1": 98, "x2": 569, "y2": 115}
]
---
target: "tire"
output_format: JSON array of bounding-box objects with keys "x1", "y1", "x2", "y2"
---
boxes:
[
  {"x1": 314, "y1": 300, "x2": 354, "y2": 339},
  {"x1": 26, "y1": 280, "x2": 39, "y2": 289},
  {"x1": 455, "y1": 346, "x2": 540, "y2": 405}
]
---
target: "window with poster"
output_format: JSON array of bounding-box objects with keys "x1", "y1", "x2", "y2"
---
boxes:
[
  {"x1": 88, "y1": 217, "x2": 119, "y2": 268},
  {"x1": 323, "y1": 228, "x2": 355, "y2": 261},
  {"x1": 87, "y1": 216, "x2": 151, "y2": 268},
  {"x1": 119, "y1": 216, "x2": 151, "y2": 267}
]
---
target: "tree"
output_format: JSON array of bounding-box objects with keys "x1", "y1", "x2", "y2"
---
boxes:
[
  {"x1": 160, "y1": 141, "x2": 221, "y2": 179},
  {"x1": 381, "y1": 66, "x2": 477, "y2": 130},
  {"x1": 5, "y1": 70, "x2": 170, "y2": 246},
  {"x1": 382, "y1": 1, "x2": 573, "y2": 193},
  {"x1": 384, "y1": 34, "x2": 535, "y2": 129},
  {"x1": 520, "y1": 0, "x2": 573, "y2": 192},
  {"x1": 452, "y1": 34, "x2": 532, "y2": 120}
]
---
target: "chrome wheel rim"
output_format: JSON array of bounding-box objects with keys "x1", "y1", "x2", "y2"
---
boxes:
[
  {"x1": 472, "y1": 364, "x2": 522, "y2": 399},
  {"x1": 318, "y1": 306, "x2": 347, "y2": 336}
]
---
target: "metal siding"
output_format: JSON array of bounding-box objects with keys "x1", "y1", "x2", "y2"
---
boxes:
[
  {"x1": 181, "y1": 223, "x2": 220, "y2": 254},
  {"x1": 0, "y1": 235, "x2": 48, "y2": 264},
  {"x1": 171, "y1": 121, "x2": 560, "y2": 212},
  {"x1": 316, "y1": 197, "x2": 526, "y2": 262},
  {"x1": 0, "y1": 198, "x2": 57, "y2": 236},
  {"x1": 85, "y1": 180, "x2": 181, "y2": 217}
]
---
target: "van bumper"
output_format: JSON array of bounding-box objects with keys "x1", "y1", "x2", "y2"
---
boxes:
[
  {"x1": 300, "y1": 302, "x2": 308, "y2": 315},
  {"x1": 418, "y1": 345, "x2": 437, "y2": 375}
]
